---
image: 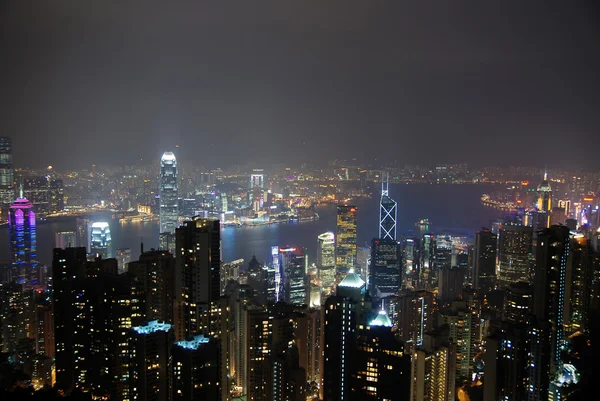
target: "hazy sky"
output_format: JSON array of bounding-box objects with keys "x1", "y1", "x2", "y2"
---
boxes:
[{"x1": 1, "y1": 1, "x2": 599, "y2": 170}]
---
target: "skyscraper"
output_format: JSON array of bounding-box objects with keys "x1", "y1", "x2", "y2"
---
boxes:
[
  {"x1": 279, "y1": 247, "x2": 307, "y2": 306},
  {"x1": 8, "y1": 191, "x2": 37, "y2": 283},
  {"x1": 317, "y1": 232, "x2": 336, "y2": 297},
  {"x1": 55, "y1": 231, "x2": 76, "y2": 249},
  {"x1": 473, "y1": 229, "x2": 497, "y2": 292},
  {"x1": 410, "y1": 332, "x2": 456, "y2": 401},
  {"x1": 497, "y1": 224, "x2": 533, "y2": 287},
  {"x1": 530, "y1": 225, "x2": 570, "y2": 401},
  {"x1": 90, "y1": 221, "x2": 112, "y2": 258},
  {"x1": 537, "y1": 172, "x2": 552, "y2": 213},
  {"x1": 335, "y1": 205, "x2": 357, "y2": 282},
  {"x1": 379, "y1": 173, "x2": 397, "y2": 241},
  {"x1": 159, "y1": 151, "x2": 179, "y2": 252},
  {"x1": 370, "y1": 238, "x2": 402, "y2": 299},
  {"x1": 0, "y1": 136, "x2": 14, "y2": 210},
  {"x1": 174, "y1": 218, "x2": 221, "y2": 340}
]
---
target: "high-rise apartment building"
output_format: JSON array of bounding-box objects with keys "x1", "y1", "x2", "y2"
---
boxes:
[
  {"x1": 473, "y1": 229, "x2": 497, "y2": 292},
  {"x1": 55, "y1": 231, "x2": 76, "y2": 249},
  {"x1": 174, "y1": 218, "x2": 221, "y2": 340},
  {"x1": 335, "y1": 205, "x2": 357, "y2": 282},
  {"x1": 159, "y1": 152, "x2": 179, "y2": 252},
  {"x1": 172, "y1": 334, "x2": 221, "y2": 401},
  {"x1": 530, "y1": 225, "x2": 570, "y2": 401},
  {"x1": 396, "y1": 290, "x2": 434, "y2": 347},
  {"x1": 410, "y1": 332, "x2": 456, "y2": 401},
  {"x1": 0, "y1": 136, "x2": 14, "y2": 209},
  {"x1": 438, "y1": 266, "x2": 466, "y2": 304}
]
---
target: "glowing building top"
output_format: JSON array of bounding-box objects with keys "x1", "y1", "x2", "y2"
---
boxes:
[
  {"x1": 537, "y1": 172, "x2": 552, "y2": 212},
  {"x1": 369, "y1": 310, "x2": 393, "y2": 328},
  {"x1": 132, "y1": 320, "x2": 173, "y2": 335},
  {"x1": 175, "y1": 334, "x2": 211, "y2": 350}
]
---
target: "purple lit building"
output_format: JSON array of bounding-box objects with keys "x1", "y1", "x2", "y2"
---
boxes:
[{"x1": 8, "y1": 195, "x2": 37, "y2": 283}]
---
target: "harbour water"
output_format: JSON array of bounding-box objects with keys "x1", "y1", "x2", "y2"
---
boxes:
[{"x1": 0, "y1": 184, "x2": 504, "y2": 267}]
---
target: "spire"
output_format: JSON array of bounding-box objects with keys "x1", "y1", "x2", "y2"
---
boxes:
[
  {"x1": 381, "y1": 172, "x2": 389, "y2": 197},
  {"x1": 19, "y1": 181, "x2": 24, "y2": 199}
]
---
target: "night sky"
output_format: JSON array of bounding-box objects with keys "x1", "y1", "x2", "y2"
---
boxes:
[{"x1": 1, "y1": 1, "x2": 599, "y2": 170}]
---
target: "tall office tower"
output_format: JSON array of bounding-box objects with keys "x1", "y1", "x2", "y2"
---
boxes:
[
  {"x1": 410, "y1": 331, "x2": 456, "y2": 401},
  {"x1": 249, "y1": 169, "x2": 265, "y2": 210},
  {"x1": 335, "y1": 205, "x2": 358, "y2": 282},
  {"x1": 356, "y1": 245, "x2": 371, "y2": 284},
  {"x1": 402, "y1": 236, "x2": 420, "y2": 287},
  {"x1": 245, "y1": 307, "x2": 274, "y2": 401},
  {"x1": 175, "y1": 218, "x2": 221, "y2": 340},
  {"x1": 439, "y1": 301, "x2": 477, "y2": 378},
  {"x1": 370, "y1": 238, "x2": 402, "y2": 299},
  {"x1": 90, "y1": 221, "x2": 112, "y2": 258},
  {"x1": 396, "y1": 290, "x2": 435, "y2": 347},
  {"x1": 128, "y1": 250, "x2": 176, "y2": 323},
  {"x1": 48, "y1": 178, "x2": 64, "y2": 213},
  {"x1": 497, "y1": 224, "x2": 533, "y2": 287},
  {"x1": 55, "y1": 230, "x2": 76, "y2": 248},
  {"x1": 247, "y1": 256, "x2": 267, "y2": 304},
  {"x1": 434, "y1": 234, "x2": 453, "y2": 270},
  {"x1": 321, "y1": 271, "x2": 366, "y2": 401},
  {"x1": 351, "y1": 312, "x2": 411, "y2": 401},
  {"x1": 379, "y1": 173, "x2": 397, "y2": 240},
  {"x1": 0, "y1": 137, "x2": 14, "y2": 210},
  {"x1": 279, "y1": 247, "x2": 307, "y2": 305},
  {"x1": 537, "y1": 172, "x2": 552, "y2": 212},
  {"x1": 483, "y1": 322, "x2": 531, "y2": 401},
  {"x1": 420, "y1": 234, "x2": 435, "y2": 288},
  {"x1": 530, "y1": 225, "x2": 570, "y2": 401},
  {"x1": 437, "y1": 267, "x2": 466, "y2": 304},
  {"x1": 172, "y1": 335, "x2": 221, "y2": 401},
  {"x1": 8, "y1": 193, "x2": 37, "y2": 283},
  {"x1": 52, "y1": 247, "x2": 87, "y2": 392},
  {"x1": 116, "y1": 247, "x2": 132, "y2": 274},
  {"x1": 266, "y1": 246, "x2": 281, "y2": 303},
  {"x1": 159, "y1": 151, "x2": 179, "y2": 252},
  {"x1": 23, "y1": 176, "x2": 50, "y2": 214},
  {"x1": 317, "y1": 232, "x2": 336, "y2": 298},
  {"x1": 473, "y1": 229, "x2": 497, "y2": 292},
  {"x1": 129, "y1": 321, "x2": 174, "y2": 401}
]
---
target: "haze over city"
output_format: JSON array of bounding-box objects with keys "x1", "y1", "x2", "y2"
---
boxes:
[{"x1": 1, "y1": 1, "x2": 599, "y2": 169}]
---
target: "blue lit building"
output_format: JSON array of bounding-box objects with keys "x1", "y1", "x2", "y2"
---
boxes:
[
  {"x1": 90, "y1": 221, "x2": 112, "y2": 259},
  {"x1": 172, "y1": 334, "x2": 221, "y2": 401},
  {"x1": 159, "y1": 151, "x2": 179, "y2": 252},
  {"x1": 8, "y1": 192, "x2": 37, "y2": 283}
]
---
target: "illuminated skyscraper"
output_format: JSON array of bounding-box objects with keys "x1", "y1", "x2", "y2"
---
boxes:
[
  {"x1": 335, "y1": 205, "x2": 357, "y2": 282},
  {"x1": 55, "y1": 231, "x2": 76, "y2": 249},
  {"x1": 90, "y1": 221, "x2": 112, "y2": 258},
  {"x1": 370, "y1": 238, "x2": 402, "y2": 299},
  {"x1": 279, "y1": 246, "x2": 307, "y2": 306},
  {"x1": 0, "y1": 136, "x2": 14, "y2": 210},
  {"x1": 159, "y1": 151, "x2": 179, "y2": 251},
  {"x1": 317, "y1": 232, "x2": 336, "y2": 297},
  {"x1": 8, "y1": 190, "x2": 37, "y2": 283},
  {"x1": 497, "y1": 224, "x2": 533, "y2": 287},
  {"x1": 379, "y1": 173, "x2": 397, "y2": 241}
]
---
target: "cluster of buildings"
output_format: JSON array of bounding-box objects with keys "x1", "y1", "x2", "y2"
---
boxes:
[{"x1": 1, "y1": 142, "x2": 599, "y2": 401}]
